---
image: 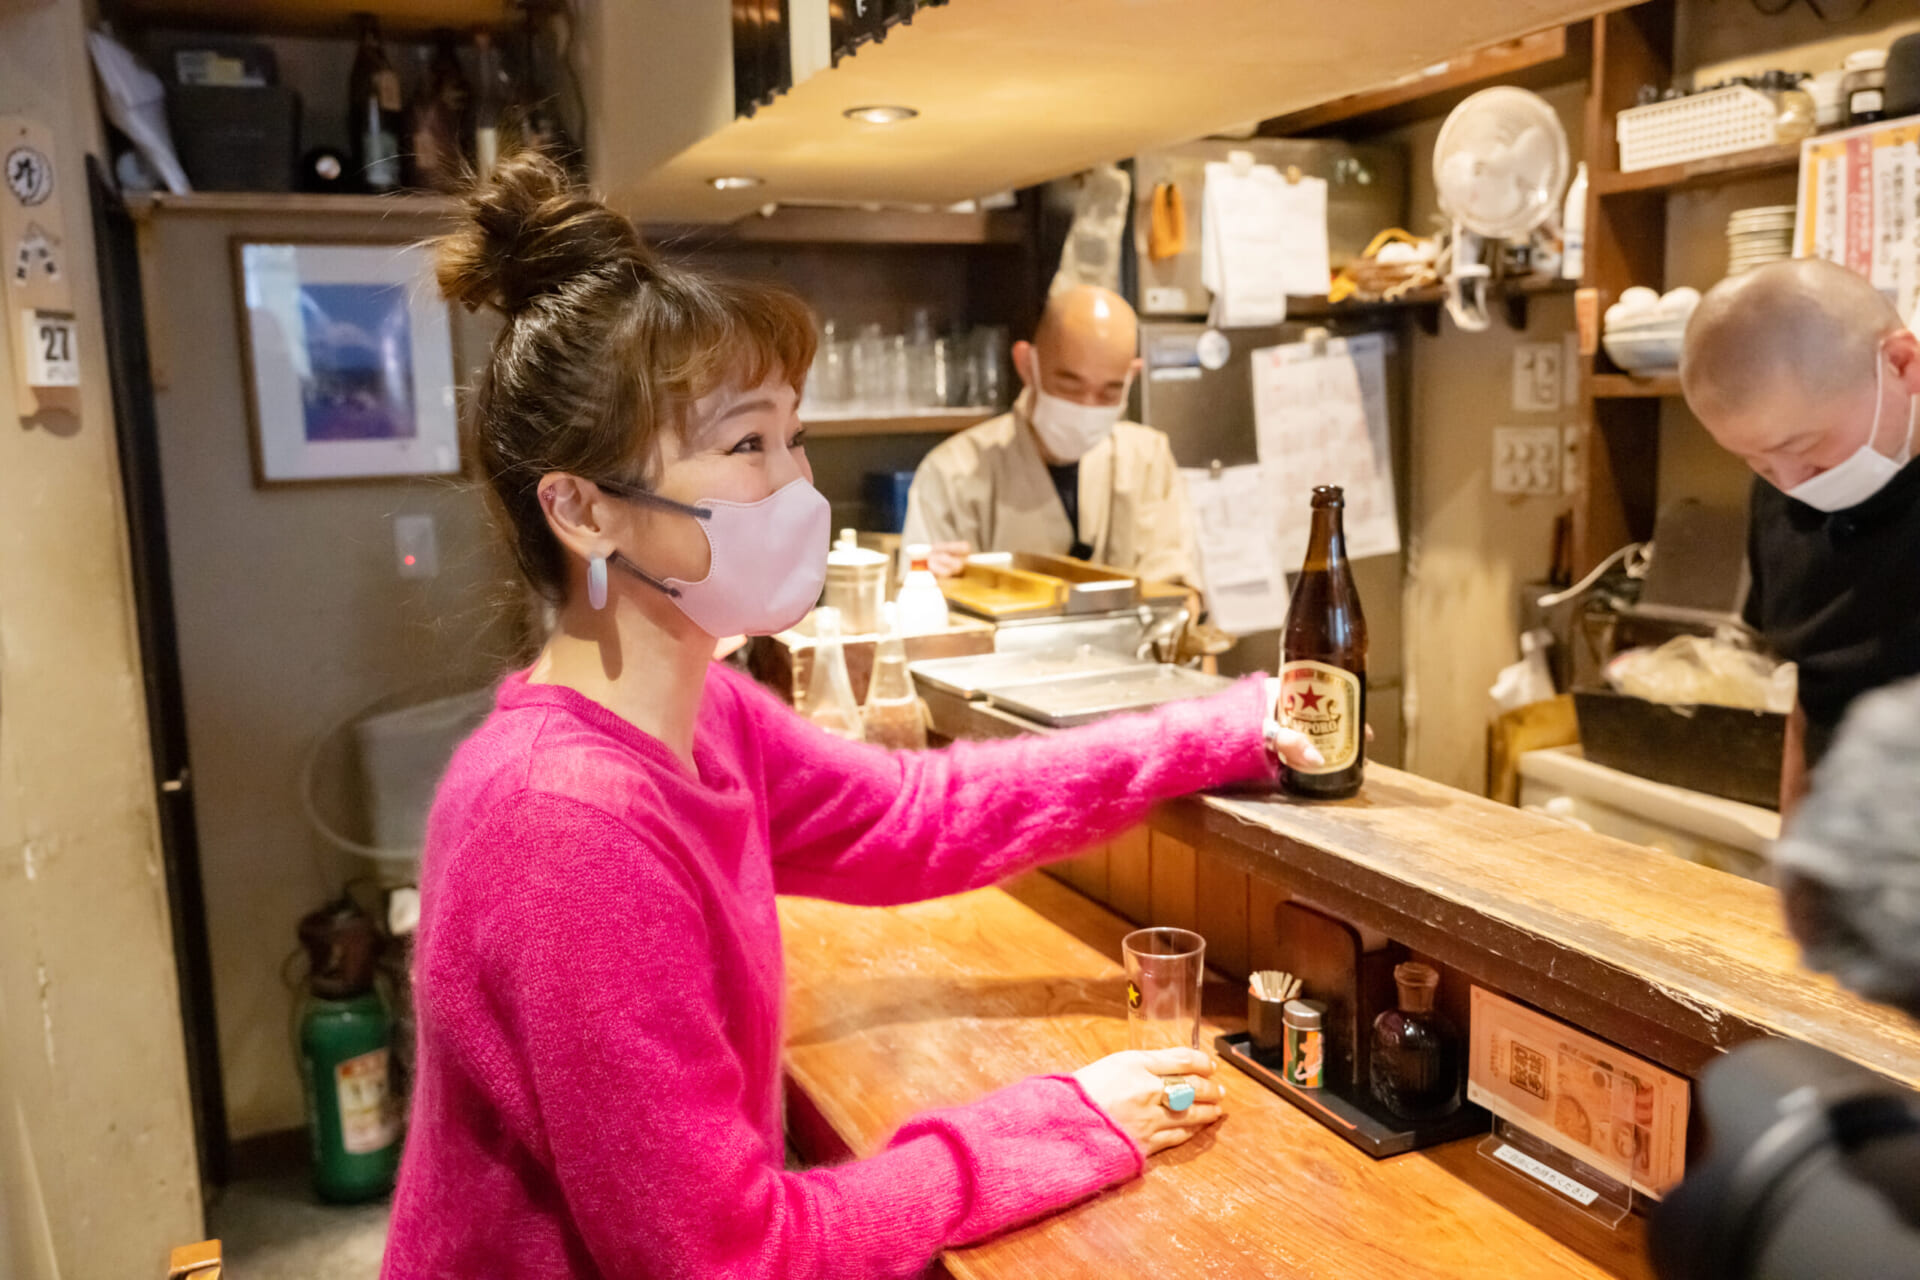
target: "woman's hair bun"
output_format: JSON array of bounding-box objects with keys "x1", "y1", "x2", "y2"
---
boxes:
[{"x1": 437, "y1": 149, "x2": 652, "y2": 315}]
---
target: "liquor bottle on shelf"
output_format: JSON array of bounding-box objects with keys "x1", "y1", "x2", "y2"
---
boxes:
[
  {"x1": 1277, "y1": 485, "x2": 1368, "y2": 799},
  {"x1": 406, "y1": 31, "x2": 471, "y2": 192},
  {"x1": 1368, "y1": 963, "x2": 1462, "y2": 1122},
  {"x1": 347, "y1": 13, "x2": 403, "y2": 193},
  {"x1": 471, "y1": 28, "x2": 513, "y2": 178}
]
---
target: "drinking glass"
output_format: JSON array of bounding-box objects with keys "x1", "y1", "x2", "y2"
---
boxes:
[
  {"x1": 970, "y1": 325, "x2": 1009, "y2": 410},
  {"x1": 1123, "y1": 927, "x2": 1205, "y2": 1051},
  {"x1": 811, "y1": 319, "x2": 852, "y2": 412},
  {"x1": 851, "y1": 323, "x2": 889, "y2": 411}
]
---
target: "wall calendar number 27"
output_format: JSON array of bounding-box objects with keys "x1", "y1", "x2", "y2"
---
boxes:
[{"x1": 26, "y1": 309, "x2": 79, "y2": 387}]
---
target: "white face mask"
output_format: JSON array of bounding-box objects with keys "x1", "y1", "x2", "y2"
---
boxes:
[
  {"x1": 1026, "y1": 352, "x2": 1131, "y2": 462},
  {"x1": 1785, "y1": 354, "x2": 1917, "y2": 512},
  {"x1": 601, "y1": 477, "x2": 831, "y2": 637}
]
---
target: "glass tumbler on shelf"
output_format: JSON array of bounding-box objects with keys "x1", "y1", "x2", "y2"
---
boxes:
[
  {"x1": 1122, "y1": 927, "x2": 1205, "y2": 1052},
  {"x1": 885, "y1": 333, "x2": 911, "y2": 412},
  {"x1": 905, "y1": 307, "x2": 941, "y2": 409},
  {"x1": 851, "y1": 323, "x2": 890, "y2": 412},
  {"x1": 810, "y1": 319, "x2": 852, "y2": 414},
  {"x1": 970, "y1": 325, "x2": 1009, "y2": 410}
]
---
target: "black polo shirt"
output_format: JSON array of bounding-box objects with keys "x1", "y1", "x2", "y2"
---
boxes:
[
  {"x1": 1046, "y1": 460, "x2": 1094, "y2": 561},
  {"x1": 1744, "y1": 457, "x2": 1920, "y2": 762}
]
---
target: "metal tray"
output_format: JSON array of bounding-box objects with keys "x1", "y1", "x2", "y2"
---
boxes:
[
  {"x1": 1008, "y1": 552, "x2": 1140, "y2": 614},
  {"x1": 983, "y1": 664, "x2": 1231, "y2": 727},
  {"x1": 908, "y1": 650, "x2": 1141, "y2": 700}
]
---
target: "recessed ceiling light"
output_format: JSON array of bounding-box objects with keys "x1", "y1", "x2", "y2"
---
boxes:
[
  {"x1": 842, "y1": 104, "x2": 919, "y2": 125},
  {"x1": 708, "y1": 175, "x2": 764, "y2": 191}
]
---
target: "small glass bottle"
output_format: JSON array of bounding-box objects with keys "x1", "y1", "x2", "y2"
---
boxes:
[
  {"x1": 472, "y1": 28, "x2": 512, "y2": 178},
  {"x1": 1368, "y1": 963, "x2": 1462, "y2": 1122},
  {"x1": 347, "y1": 13, "x2": 404, "y2": 193},
  {"x1": 803, "y1": 606, "x2": 864, "y2": 741},
  {"x1": 1770, "y1": 71, "x2": 1817, "y2": 144},
  {"x1": 1843, "y1": 49, "x2": 1888, "y2": 127},
  {"x1": 862, "y1": 604, "x2": 927, "y2": 751}
]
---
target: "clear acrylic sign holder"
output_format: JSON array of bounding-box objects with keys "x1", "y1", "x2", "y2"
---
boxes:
[{"x1": 1477, "y1": 1117, "x2": 1635, "y2": 1228}]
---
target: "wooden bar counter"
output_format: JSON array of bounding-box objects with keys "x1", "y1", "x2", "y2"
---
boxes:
[
  {"x1": 780, "y1": 874, "x2": 1644, "y2": 1278},
  {"x1": 770, "y1": 682, "x2": 1920, "y2": 1275}
]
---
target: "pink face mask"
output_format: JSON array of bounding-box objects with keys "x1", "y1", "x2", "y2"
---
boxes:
[{"x1": 599, "y1": 477, "x2": 831, "y2": 637}]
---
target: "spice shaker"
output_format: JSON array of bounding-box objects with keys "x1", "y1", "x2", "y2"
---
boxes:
[{"x1": 1283, "y1": 998, "x2": 1327, "y2": 1089}]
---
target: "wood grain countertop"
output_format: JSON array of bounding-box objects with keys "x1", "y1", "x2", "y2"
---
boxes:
[
  {"x1": 780, "y1": 873, "x2": 1648, "y2": 1279},
  {"x1": 918, "y1": 685, "x2": 1920, "y2": 1089}
]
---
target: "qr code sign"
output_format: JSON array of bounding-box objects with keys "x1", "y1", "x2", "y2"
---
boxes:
[{"x1": 1510, "y1": 1042, "x2": 1548, "y2": 1100}]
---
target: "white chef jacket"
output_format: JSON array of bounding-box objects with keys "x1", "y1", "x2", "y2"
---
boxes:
[{"x1": 901, "y1": 407, "x2": 1199, "y2": 585}]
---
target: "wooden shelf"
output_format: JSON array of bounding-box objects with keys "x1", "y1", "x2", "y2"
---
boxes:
[
  {"x1": 1589, "y1": 372, "x2": 1681, "y2": 398},
  {"x1": 1593, "y1": 142, "x2": 1802, "y2": 197},
  {"x1": 1257, "y1": 26, "x2": 1586, "y2": 137},
  {"x1": 113, "y1": 0, "x2": 509, "y2": 36},
  {"x1": 125, "y1": 190, "x2": 460, "y2": 219},
  {"x1": 802, "y1": 409, "x2": 995, "y2": 439},
  {"x1": 1287, "y1": 274, "x2": 1575, "y2": 320},
  {"x1": 654, "y1": 205, "x2": 1028, "y2": 248},
  {"x1": 125, "y1": 191, "x2": 1027, "y2": 246}
]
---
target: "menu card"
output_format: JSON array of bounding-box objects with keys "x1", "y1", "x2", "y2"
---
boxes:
[{"x1": 1468, "y1": 986, "x2": 1690, "y2": 1198}]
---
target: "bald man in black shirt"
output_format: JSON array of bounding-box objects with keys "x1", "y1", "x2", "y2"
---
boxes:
[{"x1": 1680, "y1": 259, "x2": 1920, "y2": 814}]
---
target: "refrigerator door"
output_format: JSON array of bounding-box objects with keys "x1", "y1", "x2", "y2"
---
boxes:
[
  {"x1": 1130, "y1": 137, "x2": 1407, "y2": 319},
  {"x1": 1138, "y1": 321, "x2": 1295, "y2": 468}
]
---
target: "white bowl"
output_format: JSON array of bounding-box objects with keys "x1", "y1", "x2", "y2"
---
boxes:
[
  {"x1": 1658, "y1": 287, "x2": 1701, "y2": 321},
  {"x1": 1603, "y1": 329, "x2": 1684, "y2": 374},
  {"x1": 1617, "y1": 286, "x2": 1662, "y2": 316}
]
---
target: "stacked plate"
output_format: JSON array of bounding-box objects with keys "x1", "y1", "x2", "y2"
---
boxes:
[{"x1": 1726, "y1": 205, "x2": 1795, "y2": 277}]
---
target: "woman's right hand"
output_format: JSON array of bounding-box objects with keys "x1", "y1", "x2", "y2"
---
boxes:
[{"x1": 1073, "y1": 1047, "x2": 1224, "y2": 1156}]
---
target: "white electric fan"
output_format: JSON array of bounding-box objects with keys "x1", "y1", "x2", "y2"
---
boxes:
[{"x1": 1433, "y1": 86, "x2": 1571, "y2": 332}]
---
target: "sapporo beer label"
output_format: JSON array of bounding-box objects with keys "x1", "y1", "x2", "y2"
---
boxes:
[{"x1": 1278, "y1": 660, "x2": 1361, "y2": 774}]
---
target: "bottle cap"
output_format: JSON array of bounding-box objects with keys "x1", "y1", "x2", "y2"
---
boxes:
[
  {"x1": 1395, "y1": 962, "x2": 1440, "y2": 1013},
  {"x1": 1309, "y1": 485, "x2": 1346, "y2": 508},
  {"x1": 1282, "y1": 998, "x2": 1325, "y2": 1030}
]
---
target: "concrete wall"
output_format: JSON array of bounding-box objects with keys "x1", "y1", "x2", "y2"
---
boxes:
[
  {"x1": 140, "y1": 207, "x2": 522, "y2": 1140},
  {"x1": 1387, "y1": 81, "x2": 1587, "y2": 794},
  {"x1": 0, "y1": 1, "x2": 204, "y2": 1274}
]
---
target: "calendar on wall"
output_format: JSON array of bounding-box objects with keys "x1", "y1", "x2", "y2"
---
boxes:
[{"x1": 1795, "y1": 115, "x2": 1920, "y2": 324}]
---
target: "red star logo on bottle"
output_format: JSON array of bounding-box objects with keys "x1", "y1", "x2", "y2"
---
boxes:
[{"x1": 1296, "y1": 687, "x2": 1323, "y2": 712}]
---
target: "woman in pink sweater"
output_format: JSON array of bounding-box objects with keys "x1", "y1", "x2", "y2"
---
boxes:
[{"x1": 382, "y1": 153, "x2": 1319, "y2": 1280}]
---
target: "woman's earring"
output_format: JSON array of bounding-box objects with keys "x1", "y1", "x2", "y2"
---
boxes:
[{"x1": 588, "y1": 553, "x2": 609, "y2": 611}]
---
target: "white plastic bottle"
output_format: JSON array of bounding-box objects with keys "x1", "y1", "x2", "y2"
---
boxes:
[
  {"x1": 1561, "y1": 161, "x2": 1588, "y2": 282},
  {"x1": 895, "y1": 543, "x2": 950, "y2": 635}
]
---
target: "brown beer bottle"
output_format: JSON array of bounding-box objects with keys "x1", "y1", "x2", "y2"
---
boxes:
[{"x1": 1279, "y1": 486, "x2": 1368, "y2": 799}]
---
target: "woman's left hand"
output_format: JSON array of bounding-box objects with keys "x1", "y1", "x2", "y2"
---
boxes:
[{"x1": 1264, "y1": 676, "x2": 1325, "y2": 771}]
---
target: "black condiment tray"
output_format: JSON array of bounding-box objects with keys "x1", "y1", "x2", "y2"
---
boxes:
[{"x1": 1214, "y1": 1032, "x2": 1489, "y2": 1158}]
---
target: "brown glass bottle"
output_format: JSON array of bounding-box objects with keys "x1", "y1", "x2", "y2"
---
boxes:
[{"x1": 1278, "y1": 485, "x2": 1368, "y2": 799}]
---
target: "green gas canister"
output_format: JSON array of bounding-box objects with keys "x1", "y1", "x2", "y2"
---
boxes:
[
  {"x1": 297, "y1": 898, "x2": 399, "y2": 1202},
  {"x1": 299, "y1": 988, "x2": 399, "y2": 1201}
]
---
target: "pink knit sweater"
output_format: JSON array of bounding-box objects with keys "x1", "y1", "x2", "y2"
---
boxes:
[{"x1": 382, "y1": 663, "x2": 1276, "y2": 1279}]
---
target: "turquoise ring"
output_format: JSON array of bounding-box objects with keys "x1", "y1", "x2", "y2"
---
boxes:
[{"x1": 1162, "y1": 1078, "x2": 1196, "y2": 1113}]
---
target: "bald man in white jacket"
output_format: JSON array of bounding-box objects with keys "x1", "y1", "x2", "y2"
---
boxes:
[{"x1": 902, "y1": 286, "x2": 1199, "y2": 585}]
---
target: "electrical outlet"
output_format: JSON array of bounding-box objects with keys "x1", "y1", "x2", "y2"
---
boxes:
[
  {"x1": 394, "y1": 513, "x2": 438, "y2": 579},
  {"x1": 1492, "y1": 426, "x2": 1562, "y2": 495},
  {"x1": 1562, "y1": 424, "x2": 1582, "y2": 496}
]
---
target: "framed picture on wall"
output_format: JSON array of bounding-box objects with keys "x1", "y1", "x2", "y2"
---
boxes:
[{"x1": 233, "y1": 239, "x2": 461, "y2": 486}]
